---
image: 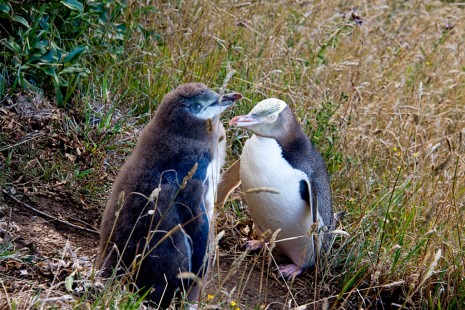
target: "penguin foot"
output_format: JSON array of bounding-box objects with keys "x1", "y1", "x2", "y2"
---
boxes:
[
  {"x1": 244, "y1": 239, "x2": 264, "y2": 251},
  {"x1": 277, "y1": 264, "x2": 303, "y2": 279}
]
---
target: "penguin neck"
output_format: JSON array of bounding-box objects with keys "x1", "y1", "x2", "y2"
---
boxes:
[
  {"x1": 257, "y1": 122, "x2": 312, "y2": 171},
  {"x1": 255, "y1": 117, "x2": 306, "y2": 151},
  {"x1": 277, "y1": 127, "x2": 308, "y2": 152},
  {"x1": 157, "y1": 112, "x2": 221, "y2": 142}
]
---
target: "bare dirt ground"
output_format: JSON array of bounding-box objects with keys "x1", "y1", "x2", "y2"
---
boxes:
[{"x1": 0, "y1": 192, "x2": 100, "y2": 309}]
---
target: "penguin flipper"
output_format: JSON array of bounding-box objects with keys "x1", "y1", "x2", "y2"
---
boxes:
[
  {"x1": 299, "y1": 179, "x2": 317, "y2": 224},
  {"x1": 216, "y1": 159, "x2": 241, "y2": 207},
  {"x1": 138, "y1": 180, "x2": 209, "y2": 307},
  {"x1": 140, "y1": 226, "x2": 193, "y2": 307},
  {"x1": 300, "y1": 179, "x2": 319, "y2": 256}
]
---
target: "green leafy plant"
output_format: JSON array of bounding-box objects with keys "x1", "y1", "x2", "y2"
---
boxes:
[
  {"x1": 0, "y1": 1, "x2": 90, "y2": 105},
  {"x1": 0, "y1": 0, "x2": 128, "y2": 106}
]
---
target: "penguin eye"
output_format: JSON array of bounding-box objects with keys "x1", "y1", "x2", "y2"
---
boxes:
[
  {"x1": 267, "y1": 114, "x2": 276, "y2": 121},
  {"x1": 190, "y1": 103, "x2": 202, "y2": 113}
]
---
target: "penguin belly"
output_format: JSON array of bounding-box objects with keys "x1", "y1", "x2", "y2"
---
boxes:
[{"x1": 240, "y1": 135, "x2": 315, "y2": 269}]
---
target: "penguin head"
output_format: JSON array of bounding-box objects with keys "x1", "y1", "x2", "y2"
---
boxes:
[
  {"x1": 159, "y1": 83, "x2": 242, "y2": 122},
  {"x1": 229, "y1": 98, "x2": 293, "y2": 138}
]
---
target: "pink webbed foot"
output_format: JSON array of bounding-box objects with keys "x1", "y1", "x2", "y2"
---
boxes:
[
  {"x1": 277, "y1": 264, "x2": 303, "y2": 279},
  {"x1": 244, "y1": 239, "x2": 265, "y2": 251}
]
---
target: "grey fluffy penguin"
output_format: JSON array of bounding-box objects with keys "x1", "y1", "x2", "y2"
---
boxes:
[
  {"x1": 97, "y1": 83, "x2": 242, "y2": 308},
  {"x1": 229, "y1": 98, "x2": 334, "y2": 278}
]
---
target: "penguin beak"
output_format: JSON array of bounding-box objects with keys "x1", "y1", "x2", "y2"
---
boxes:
[
  {"x1": 199, "y1": 92, "x2": 241, "y2": 119},
  {"x1": 220, "y1": 92, "x2": 242, "y2": 107},
  {"x1": 229, "y1": 114, "x2": 261, "y2": 127}
]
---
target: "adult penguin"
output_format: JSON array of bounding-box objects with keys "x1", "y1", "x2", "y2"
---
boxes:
[
  {"x1": 97, "y1": 83, "x2": 242, "y2": 308},
  {"x1": 229, "y1": 98, "x2": 334, "y2": 278}
]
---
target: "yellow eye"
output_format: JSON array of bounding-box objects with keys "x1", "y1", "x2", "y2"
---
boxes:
[{"x1": 267, "y1": 114, "x2": 276, "y2": 121}]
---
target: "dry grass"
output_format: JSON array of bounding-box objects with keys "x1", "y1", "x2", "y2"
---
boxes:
[{"x1": 1, "y1": 0, "x2": 464, "y2": 309}]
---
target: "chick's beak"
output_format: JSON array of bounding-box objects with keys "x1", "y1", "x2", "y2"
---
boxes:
[{"x1": 220, "y1": 92, "x2": 242, "y2": 106}]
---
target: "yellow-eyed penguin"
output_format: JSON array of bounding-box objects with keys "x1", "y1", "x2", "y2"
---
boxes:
[
  {"x1": 97, "y1": 83, "x2": 242, "y2": 308},
  {"x1": 229, "y1": 98, "x2": 334, "y2": 278}
]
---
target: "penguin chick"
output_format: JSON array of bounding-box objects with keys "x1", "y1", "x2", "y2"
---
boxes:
[
  {"x1": 229, "y1": 98, "x2": 334, "y2": 278},
  {"x1": 97, "y1": 83, "x2": 242, "y2": 308}
]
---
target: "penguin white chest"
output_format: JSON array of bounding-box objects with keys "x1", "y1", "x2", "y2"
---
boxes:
[
  {"x1": 204, "y1": 128, "x2": 227, "y2": 224},
  {"x1": 240, "y1": 135, "x2": 315, "y2": 268}
]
